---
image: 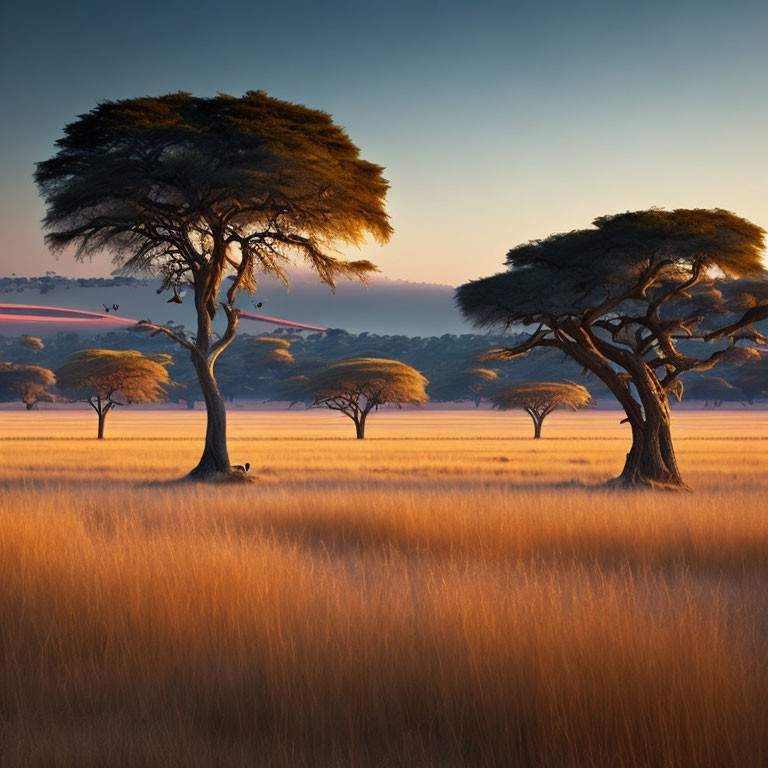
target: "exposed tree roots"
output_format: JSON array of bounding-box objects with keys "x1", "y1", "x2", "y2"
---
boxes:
[
  {"x1": 183, "y1": 469, "x2": 260, "y2": 484},
  {"x1": 605, "y1": 475, "x2": 693, "y2": 492}
]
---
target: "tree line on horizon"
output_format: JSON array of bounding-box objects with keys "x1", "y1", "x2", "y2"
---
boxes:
[
  {"x1": 0, "y1": 332, "x2": 599, "y2": 439},
  {"x1": 1, "y1": 327, "x2": 765, "y2": 441}
]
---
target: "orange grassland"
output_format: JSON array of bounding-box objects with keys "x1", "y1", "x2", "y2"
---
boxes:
[{"x1": 1, "y1": 408, "x2": 768, "y2": 767}]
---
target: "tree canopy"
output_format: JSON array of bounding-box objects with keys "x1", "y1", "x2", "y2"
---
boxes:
[
  {"x1": 56, "y1": 349, "x2": 172, "y2": 437},
  {"x1": 490, "y1": 381, "x2": 594, "y2": 438},
  {"x1": 35, "y1": 91, "x2": 391, "y2": 289},
  {"x1": 308, "y1": 357, "x2": 428, "y2": 438},
  {"x1": 18, "y1": 336, "x2": 45, "y2": 351},
  {"x1": 683, "y1": 376, "x2": 742, "y2": 406},
  {"x1": 36, "y1": 91, "x2": 392, "y2": 474},
  {"x1": 0, "y1": 362, "x2": 56, "y2": 409},
  {"x1": 429, "y1": 367, "x2": 499, "y2": 407},
  {"x1": 457, "y1": 208, "x2": 768, "y2": 487},
  {"x1": 247, "y1": 336, "x2": 295, "y2": 367}
]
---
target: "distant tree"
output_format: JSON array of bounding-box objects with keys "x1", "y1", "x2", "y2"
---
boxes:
[
  {"x1": 457, "y1": 208, "x2": 768, "y2": 489},
  {"x1": 308, "y1": 358, "x2": 428, "y2": 438},
  {"x1": 271, "y1": 374, "x2": 313, "y2": 407},
  {"x1": 684, "y1": 376, "x2": 742, "y2": 407},
  {"x1": 56, "y1": 350, "x2": 172, "y2": 438},
  {"x1": 248, "y1": 336, "x2": 295, "y2": 367},
  {"x1": 17, "y1": 336, "x2": 45, "y2": 351},
  {"x1": 0, "y1": 362, "x2": 56, "y2": 410},
  {"x1": 430, "y1": 367, "x2": 499, "y2": 406},
  {"x1": 242, "y1": 336, "x2": 295, "y2": 400},
  {"x1": 732, "y1": 371, "x2": 768, "y2": 404},
  {"x1": 490, "y1": 381, "x2": 594, "y2": 438},
  {"x1": 36, "y1": 91, "x2": 391, "y2": 478}
]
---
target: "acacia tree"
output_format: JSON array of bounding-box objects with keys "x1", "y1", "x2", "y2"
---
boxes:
[
  {"x1": 457, "y1": 208, "x2": 768, "y2": 489},
  {"x1": 17, "y1": 336, "x2": 45, "y2": 352},
  {"x1": 490, "y1": 381, "x2": 594, "y2": 438},
  {"x1": 308, "y1": 358, "x2": 428, "y2": 438},
  {"x1": 35, "y1": 91, "x2": 391, "y2": 478},
  {"x1": 56, "y1": 349, "x2": 172, "y2": 438},
  {"x1": 0, "y1": 362, "x2": 56, "y2": 410},
  {"x1": 684, "y1": 376, "x2": 742, "y2": 407},
  {"x1": 430, "y1": 367, "x2": 499, "y2": 406}
]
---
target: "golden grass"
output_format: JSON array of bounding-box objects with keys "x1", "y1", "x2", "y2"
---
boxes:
[{"x1": 1, "y1": 409, "x2": 768, "y2": 766}]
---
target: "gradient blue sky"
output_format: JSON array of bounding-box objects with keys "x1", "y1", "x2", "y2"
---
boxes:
[{"x1": 1, "y1": 0, "x2": 766, "y2": 286}]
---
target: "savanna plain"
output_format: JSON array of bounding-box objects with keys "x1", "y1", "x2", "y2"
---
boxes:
[{"x1": 2, "y1": 409, "x2": 768, "y2": 767}]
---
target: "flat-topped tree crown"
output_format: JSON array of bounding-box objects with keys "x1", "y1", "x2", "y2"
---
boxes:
[
  {"x1": 35, "y1": 91, "x2": 391, "y2": 289},
  {"x1": 459, "y1": 209, "x2": 766, "y2": 327},
  {"x1": 309, "y1": 358, "x2": 428, "y2": 438},
  {"x1": 18, "y1": 336, "x2": 45, "y2": 351},
  {"x1": 0, "y1": 362, "x2": 56, "y2": 410},
  {"x1": 490, "y1": 381, "x2": 594, "y2": 438},
  {"x1": 56, "y1": 349, "x2": 172, "y2": 438},
  {"x1": 429, "y1": 367, "x2": 499, "y2": 406},
  {"x1": 247, "y1": 336, "x2": 295, "y2": 366},
  {"x1": 457, "y1": 208, "x2": 768, "y2": 488},
  {"x1": 36, "y1": 91, "x2": 392, "y2": 476}
]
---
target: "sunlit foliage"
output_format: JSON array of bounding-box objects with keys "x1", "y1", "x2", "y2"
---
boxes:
[
  {"x1": 56, "y1": 349, "x2": 172, "y2": 438},
  {"x1": 0, "y1": 361, "x2": 56, "y2": 409},
  {"x1": 491, "y1": 381, "x2": 594, "y2": 438},
  {"x1": 308, "y1": 357, "x2": 428, "y2": 437},
  {"x1": 17, "y1": 335, "x2": 45, "y2": 351}
]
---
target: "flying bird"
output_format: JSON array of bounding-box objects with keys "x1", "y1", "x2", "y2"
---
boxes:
[{"x1": 167, "y1": 287, "x2": 185, "y2": 304}]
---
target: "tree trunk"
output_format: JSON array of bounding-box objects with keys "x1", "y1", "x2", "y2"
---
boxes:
[
  {"x1": 97, "y1": 409, "x2": 107, "y2": 439},
  {"x1": 526, "y1": 408, "x2": 542, "y2": 438},
  {"x1": 25, "y1": 402, "x2": 35, "y2": 411},
  {"x1": 188, "y1": 358, "x2": 231, "y2": 478},
  {"x1": 610, "y1": 395, "x2": 688, "y2": 490},
  {"x1": 355, "y1": 413, "x2": 366, "y2": 439}
]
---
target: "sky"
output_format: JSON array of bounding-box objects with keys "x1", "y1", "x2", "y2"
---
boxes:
[{"x1": 1, "y1": 0, "x2": 766, "y2": 288}]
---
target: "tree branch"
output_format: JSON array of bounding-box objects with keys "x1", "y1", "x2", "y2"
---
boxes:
[{"x1": 134, "y1": 321, "x2": 202, "y2": 359}]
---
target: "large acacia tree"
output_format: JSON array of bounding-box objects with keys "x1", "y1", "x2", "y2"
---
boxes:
[
  {"x1": 35, "y1": 91, "x2": 391, "y2": 478},
  {"x1": 457, "y1": 209, "x2": 768, "y2": 490}
]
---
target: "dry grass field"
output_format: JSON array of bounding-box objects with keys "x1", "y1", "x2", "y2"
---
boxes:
[{"x1": 1, "y1": 408, "x2": 768, "y2": 767}]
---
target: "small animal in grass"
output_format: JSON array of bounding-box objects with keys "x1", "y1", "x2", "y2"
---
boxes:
[{"x1": 232, "y1": 461, "x2": 251, "y2": 474}]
